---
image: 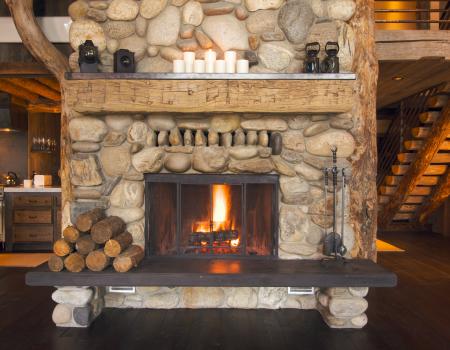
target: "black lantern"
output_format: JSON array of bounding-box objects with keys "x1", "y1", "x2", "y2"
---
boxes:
[
  {"x1": 114, "y1": 49, "x2": 135, "y2": 73},
  {"x1": 78, "y1": 40, "x2": 100, "y2": 73},
  {"x1": 321, "y1": 42, "x2": 340, "y2": 74},
  {"x1": 303, "y1": 42, "x2": 321, "y2": 74}
]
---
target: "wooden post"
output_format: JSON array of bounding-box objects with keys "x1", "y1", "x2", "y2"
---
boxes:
[{"x1": 349, "y1": 0, "x2": 379, "y2": 261}]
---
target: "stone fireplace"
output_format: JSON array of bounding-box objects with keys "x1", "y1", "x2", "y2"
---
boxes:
[{"x1": 8, "y1": 0, "x2": 395, "y2": 331}]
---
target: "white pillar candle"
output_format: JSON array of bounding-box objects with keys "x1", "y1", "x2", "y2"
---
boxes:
[
  {"x1": 205, "y1": 49, "x2": 216, "y2": 73},
  {"x1": 236, "y1": 59, "x2": 249, "y2": 74},
  {"x1": 183, "y1": 51, "x2": 195, "y2": 73},
  {"x1": 194, "y1": 60, "x2": 205, "y2": 73},
  {"x1": 224, "y1": 51, "x2": 237, "y2": 73},
  {"x1": 214, "y1": 60, "x2": 226, "y2": 73},
  {"x1": 173, "y1": 60, "x2": 185, "y2": 73}
]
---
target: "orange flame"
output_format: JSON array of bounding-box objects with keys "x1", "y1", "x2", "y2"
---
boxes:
[{"x1": 212, "y1": 184, "x2": 232, "y2": 231}]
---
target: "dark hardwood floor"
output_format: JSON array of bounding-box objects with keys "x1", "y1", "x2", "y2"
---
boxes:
[{"x1": 0, "y1": 231, "x2": 449, "y2": 350}]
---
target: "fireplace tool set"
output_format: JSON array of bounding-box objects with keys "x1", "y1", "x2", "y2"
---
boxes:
[{"x1": 322, "y1": 146, "x2": 348, "y2": 261}]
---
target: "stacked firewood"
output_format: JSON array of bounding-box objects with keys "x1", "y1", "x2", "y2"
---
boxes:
[{"x1": 48, "y1": 208, "x2": 144, "y2": 273}]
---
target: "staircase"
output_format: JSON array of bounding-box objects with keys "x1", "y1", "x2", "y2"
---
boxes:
[{"x1": 378, "y1": 83, "x2": 450, "y2": 227}]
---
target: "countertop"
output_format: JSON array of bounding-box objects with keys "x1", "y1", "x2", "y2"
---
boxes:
[{"x1": 3, "y1": 186, "x2": 61, "y2": 193}]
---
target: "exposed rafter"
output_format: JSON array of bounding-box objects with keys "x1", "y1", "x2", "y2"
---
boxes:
[
  {"x1": 379, "y1": 101, "x2": 450, "y2": 227},
  {"x1": 5, "y1": 78, "x2": 61, "y2": 101},
  {"x1": 0, "y1": 79, "x2": 39, "y2": 103}
]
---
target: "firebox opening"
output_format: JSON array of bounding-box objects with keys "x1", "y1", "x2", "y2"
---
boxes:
[{"x1": 145, "y1": 174, "x2": 279, "y2": 258}]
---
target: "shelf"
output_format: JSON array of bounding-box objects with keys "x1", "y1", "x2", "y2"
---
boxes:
[
  {"x1": 64, "y1": 74, "x2": 357, "y2": 114},
  {"x1": 26, "y1": 258, "x2": 397, "y2": 288},
  {"x1": 66, "y1": 72, "x2": 357, "y2": 81}
]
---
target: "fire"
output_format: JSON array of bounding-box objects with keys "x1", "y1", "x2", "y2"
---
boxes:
[
  {"x1": 212, "y1": 184, "x2": 231, "y2": 231},
  {"x1": 230, "y1": 238, "x2": 240, "y2": 247}
]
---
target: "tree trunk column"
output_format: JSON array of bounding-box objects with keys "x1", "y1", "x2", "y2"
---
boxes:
[
  {"x1": 51, "y1": 286, "x2": 105, "y2": 327},
  {"x1": 316, "y1": 287, "x2": 369, "y2": 329}
]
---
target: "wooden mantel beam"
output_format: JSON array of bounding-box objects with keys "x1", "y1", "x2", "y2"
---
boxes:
[
  {"x1": 379, "y1": 102, "x2": 450, "y2": 227},
  {"x1": 5, "y1": 0, "x2": 69, "y2": 82},
  {"x1": 418, "y1": 169, "x2": 450, "y2": 224}
]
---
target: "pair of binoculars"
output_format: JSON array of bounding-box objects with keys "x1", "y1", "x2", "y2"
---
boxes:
[
  {"x1": 303, "y1": 42, "x2": 340, "y2": 74},
  {"x1": 78, "y1": 40, "x2": 135, "y2": 74}
]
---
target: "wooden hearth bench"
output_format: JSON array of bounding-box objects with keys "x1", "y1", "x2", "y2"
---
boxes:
[{"x1": 26, "y1": 258, "x2": 396, "y2": 288}]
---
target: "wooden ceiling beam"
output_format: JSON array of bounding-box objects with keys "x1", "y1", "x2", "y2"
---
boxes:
[
  {"x1": 5, "y1": 78, "x2": 61, "y2": 102},
  {"x1": 418, "y1": 169, "x2": 450, "y2": 224},
  {"x1": 0, "y1": 79, "x2": 39, "y2": 103},
  {"x1": 27, "y1": 102, "x2": 61, "y2": 114},
  {"x1": 379, "y1": 102, "x2": 450, "y2": 227},
  {"x1": 0, "y1": 62, "x2": 52, "y2": 78},
  {"x1": 35, "y1": 77, "x2": 60, "y2": 92}
]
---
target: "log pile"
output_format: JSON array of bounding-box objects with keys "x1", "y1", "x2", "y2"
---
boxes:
[{"x1": 48, "y1": 209, "x2": 144, "y2": 273}]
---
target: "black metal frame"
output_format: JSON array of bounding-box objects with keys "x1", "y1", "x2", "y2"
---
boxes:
[{"x1": 144, "y1": 174, "x2": 279, "y2": 259}]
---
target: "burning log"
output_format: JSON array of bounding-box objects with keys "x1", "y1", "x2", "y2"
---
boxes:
[
  {"x1": 104, "y1": 231, "x2": 133, "y2": 258},
  {"x1": 75, "y1": 208, "x2": 105, "y2": 233},
  {"x1": 189, "y1": 230, "x2": 239, "y2": 246},
  {"x1": 48, "y1": 254, "x2": 65, "y2": 272},
  {"x1": 63, "y1": 225, "x2": 81, "y2": 243},
  {"x1": 91, "y1": 216, "x2": 126, "y2": 244},
  {"x1": 53, "y1": 239, "x2": 74, "y2": 257},
  {"x1": 75, "y1": 235, "x2": 98, "y2": 256},
  {"x1": 86, "y1": 249, "x2": 111, "y2": 272},
  {"x1": 113, "y1": 245, "x2": 144, "y2": 273},
  {"x1": 64, "y1": 252, "x2": 86, "y2": 272}
]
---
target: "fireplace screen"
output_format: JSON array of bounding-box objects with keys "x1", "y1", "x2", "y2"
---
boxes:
[{"x1": 145, "y1": 174, "x2": 278, "y2": 257}]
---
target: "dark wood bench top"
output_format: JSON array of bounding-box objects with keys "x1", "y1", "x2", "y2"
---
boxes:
[{"x1": 26, "y1": 258, "x2": 397, "y2": 288}]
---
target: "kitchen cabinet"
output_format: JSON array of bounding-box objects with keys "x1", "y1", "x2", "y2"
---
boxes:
[{"x1": 4, "y1": 189, "x2": 61, "y2": 251}]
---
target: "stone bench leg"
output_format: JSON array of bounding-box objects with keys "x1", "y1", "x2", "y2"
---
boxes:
[
  {"x1": 317, "y1": 287, "x2": 369, "y2": 329},
  {"x1": 51, "y1": 286, "x2": 105, "y2": 327}
]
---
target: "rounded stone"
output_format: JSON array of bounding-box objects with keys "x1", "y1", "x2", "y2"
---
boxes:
[
  {"x1": 279, "y1": 242, "x2": 318, "y2": 257},
  {"x1": 52, "y1": 288, "x2": 93, "y2": 307},
  {"x1": 327, "y1": 0, "x2": 356, "y2": 21},
  {"x1": 281, "y1": 149, "x2": 303, "y2": 163},
  {"x1": 303, "y1": 121, "x2": 330, "y2": 137},
  {"x1": 272, "y1": 155, "x2": 296, "y2": 176},
  {"x1": 245, "y1": 0, "x2": 284, "y2": 11},
  {"x1": 147, "y1": 45, "x2": 159, "y2": 57},
  {"x1": 127, "y1": 121, "x2": 148, "y2": 143},
  {"x1": 147, "y1": 6, "x2": 181, "y2": 46},
  {"x1": 103, "y1": 21, "x2": 135, "y2": 39},
  {"x1": 280, "y1": 204, "x2": 309, "y2": 242},
  {"x1": 99, "y1": 144, "x2": 131, "y2": 176},
  {"x1": 235, "y1": 5, "x2": 249, "y2": 20},
  {"x1": 110, "y1": 180, "x2": 145, "y2": 208},
  {"x1": 140, "y1": 0, "x2": 168, "y2": 19},
  {"x1": 229, "y1": 158, "x2": 273, "y2": 174},
  {"x1": 330, "y1": 117, "x2": 354, "y2": 130},
  {"x1": 72, "y1": 142, "x2": 101, "y2": 153},
  {"x1": 258, "y1": 42, "x2": 294, "y2": 71},
  {"x1": 257, "y1": 287, "x2": 286, "y2": 308},
  {"x1": 348, "y1": 287, "x2": 369, "y2": 298},
  {"x1": 278, "y1": 0, "x2": 314, "y2": 44},
  {"x1": 202, "y1": 15, "x2": 249, "y2": 51},
  {"x1": 120, "y1": 35, "x2": 148, "y2": 61},
  {"x1": 227, "y1": 288, "x2": 258, "y2": 308},
  {"x1": 52, "y1": 304, "x2": 72, "y2": 325},
  {"x1": 329, "y1": 298, "x2": 368, "y2": 318},
  {"x1": 160, "y1": 47, "x2": 184, "y2": 61},
  {"x1": 241, "y1": 117, "x2": 287, "y2": 131},
  {"x1": 228, "y1": 146, "x2": 258, "y2": 160},
  {"x1": 127, "y1": 220, "x2": 145, "y2": 246},
  {"x1": 310, "y1": 0, "x2": 327, "y2": 18},
  {"x1": 306, "y1": 223, "x2": 323, "y2": 245},
  {"x1": 69, "y1": 0, "x2": 89, "y2": 20},
  {"x1": 132, "y1": 147, "x2": 165, "y2": 173},
  {"x1": 143, "y1": 291, "x2": 180, "y2": 308},
  {"x1": 69, "y1": 117, "x2": 108, "y2": 142},
  {"x1": 288, "y1": 115, "x2": 311, "y2": 130},
  {"x1": 283, "y1": 131, "x2": 305, "y2": 152},
  {"x1": 164, "y1": 153, "x2": 192, "y2": 173},
  {"x1": 181, "y1": 287, "x2": 225, "y2": 308},
  {"x1": 177, "y1": 118, "x2": 210, "y2": 130},
  {"x1": 295, "y1": 162, "x2": 323, "y2": 181},
  {"x1": 135, "y1": 16, "x2": 148, "y2": 37},
  {"x1": 105, "y1": 115, "x2": 134, "y2": 131},
  {"x1": 148, "y1": 115, "x2": 176, "y2": 131},
  {"x1": 106, "y1": 0, "x2": 139, "y2": 20},
  {"x1": 107, "y1": 207, "x2": 145, "y2": 224},
  {"x1": 246, "y1": 10, "x2": 278, "y2": 34},
  {"x1": 211, "y1": 114, "x2": 241, "y2": 133},
  {"x1": 351, "y1": 314, "x2": 368, "y2": 328},
  {"x1": 182, "y1": 1, "x2": 204, "y2": 26},
  {"x1": 193, "y1": 147, "x2": 229, "y2": 173},
  {"x1": 280, "y1": 176, "x2": 310, "y2": 205},
  {"x1": 106, "y1": 38, "x2": 120, "y2": 54},
  {"x1": 305, "y1": 130, "x2": 356, "y2": 157},
  {"x1": 87, "y1": 8, "x2": 107, "y2": 22},
  {"x1": 137, "y1": 56, "x2": 172, "y2": 72},
  {"x1": 70, "y1": 19, "x2": 106, "y2": 52}
]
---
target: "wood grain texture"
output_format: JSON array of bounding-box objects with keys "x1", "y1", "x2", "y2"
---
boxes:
[
  {"x1": 64, "y1": 79, "x2": 356, "y2": 114},
  {"x1": 5, "y1": 0, "x2": 69, "y2": 82},
  {"x1": 375, "y1": 30, "x2": 450, "y2": 60},
  {"x1": 5, "y1": 78, "x2": 61, "y2": 101},
  {"x1": 349, "y1": 0, "x2": 378, "y2": 261},
  {"x1": 418, "y1": 169, "x2": 450, "y2": 224},
  {"x1": 379, "y1": 102, "x2": 450, "y2": 227}
]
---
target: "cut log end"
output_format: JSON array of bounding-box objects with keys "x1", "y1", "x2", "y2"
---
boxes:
[
  {"x1": 48, "y1": 254, "x2": 65, "y2": 272},
  {"x1": 75, "y1": 208, "x2": 105, "y2": 232},
  {"x1": 75, "y1": 235, "x2": 98, "y2": 256},
  {"x1": 91, "y1": 216, "x2": 126, "y2": 244},
  {"x1": 86, "y1": 249, "x2": 111, "y2": 272},
  {"x1": 63, "y1": 225, "x2": 80, "y2": 243},
  {"x1": 113, "y1": 245, "x2": 144, "y2": 273},
  {"x1": 104, "y1": 231, "x2": 133, "y2": 258},
  {"x1": 64, "y1": 252, "x2": 86, "y2": 273},
  {"x1": 53, "y1": 239, "x2": 74, "y2": 257}
]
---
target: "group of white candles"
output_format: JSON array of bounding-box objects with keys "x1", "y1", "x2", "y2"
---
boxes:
[{"x1": 173, "y1": 50, "x2": 249, "y2": 74}]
